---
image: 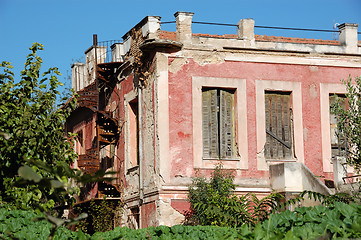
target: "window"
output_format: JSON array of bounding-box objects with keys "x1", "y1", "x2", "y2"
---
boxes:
[
  {"x1": 329, "y1": 94, "x2": 347, "y2": 158},
  {"x1": 129, "y1": 98, "x2": 139, "y2": 167},
  {"x1": 193, "y1": 76, "x2": 247, "y2": 169},
  {"x1": 264, "y1": 91, "x2": 293, "y2": 160},
  {"x1": 202, "y1": 88, "x2": 235, "y2": 159}
]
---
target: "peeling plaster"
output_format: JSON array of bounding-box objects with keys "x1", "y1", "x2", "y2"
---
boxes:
[
  {"x1": 168, "y1": 57, "x2": 188, "y2": 73},
  {"x1": 309, "y1": 83, "x2": 318, "y2": 99},
  {"x1": 156, "y1": 200, "x2": 184, "y2": 226},
  {"x1": 309, "y1": 66, "x2": 319, "y2": 72},
  {"x1": 192, "y1": 51, "x2": 225, "y2": 66},
  {"x1": 303, "y1": 127, "x2": 309, "y2": 142}
]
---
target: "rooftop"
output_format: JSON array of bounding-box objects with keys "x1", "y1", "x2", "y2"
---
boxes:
[{"x1": 159, "y1": 30, "x2": 349, "y2": 46}]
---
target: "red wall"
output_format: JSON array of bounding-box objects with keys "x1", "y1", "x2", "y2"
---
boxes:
[{"x1": 141, "y1": 201, "x2": 156, "y2": 228}]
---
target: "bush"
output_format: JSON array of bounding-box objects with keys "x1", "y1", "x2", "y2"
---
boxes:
[
  {"x1": 92, "y1": 225, "x2": 242, "y2": 240},
  {"x1": 74, "y1": 199, "x2": 122, "y2": 234},
  {"x1": 187, "y1": 163, "x2": 283, "y2": 227},
  {"x1": 0, "y1": 207, "x2": 242, "y2": 239}
]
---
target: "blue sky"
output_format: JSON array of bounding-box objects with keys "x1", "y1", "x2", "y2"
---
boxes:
[{"x1": 1, "y1": 0, "x2": 361, "y2": 91}]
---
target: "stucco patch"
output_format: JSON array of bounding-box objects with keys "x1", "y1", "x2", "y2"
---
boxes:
[
  {"x1": 309, "y1": 66, "x2": 319, "y2": 72},
  {"x1": 303, "y1": 127, "x2": 308, "y2": 142},
  {"x1": 169, "y1": 57, "x2": 188, "y2": 73},
  {"x1": 309, "y1": 83, "x2": 318, "y2": 99},
  {"x1": 157, "y1": 199, "x2": 185, "y2": 226},
  {"x1": 192, "y1": 51, "x2": 225, "y2": 66}
]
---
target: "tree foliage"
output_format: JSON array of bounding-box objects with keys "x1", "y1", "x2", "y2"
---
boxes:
[
  {"x1": 0, "y1": 43, "x2": 81, "y2": 211},
  {"x1": 331, "y1": 75, "x2": 361, "y2": 171}
]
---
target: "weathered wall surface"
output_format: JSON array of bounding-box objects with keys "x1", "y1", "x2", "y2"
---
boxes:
[{"x1": 167, "y1": 56, "x2": 361, "y2": 183}]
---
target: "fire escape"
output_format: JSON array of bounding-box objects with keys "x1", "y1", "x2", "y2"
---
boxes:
[{"x1": 76, "y1": 35, "x2": 123, "y2": 198}]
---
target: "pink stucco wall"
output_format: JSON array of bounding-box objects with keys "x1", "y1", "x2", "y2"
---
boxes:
[{"x1": 168, "y1": 58, "x2": 361, "y2": 181}]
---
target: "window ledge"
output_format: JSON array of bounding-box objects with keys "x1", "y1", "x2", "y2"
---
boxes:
[
  {"x1": 266, "y1": 159, "x2": 296, "y2": 162},
  {"x1": 203, "y1": 158, "x2": 241, "y2": 161}
]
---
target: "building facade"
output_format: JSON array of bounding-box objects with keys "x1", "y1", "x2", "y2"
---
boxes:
[{"x1": 66, "y1": 12, "x2": 361, "y2": 228}]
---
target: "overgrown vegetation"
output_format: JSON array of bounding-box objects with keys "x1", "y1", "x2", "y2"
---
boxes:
[
  {"x1": 0, "y1": 43, "x2": 80, "y2": 211},
  {"x1": 3, "y1": 203, "x2": 361, "y2": 239},
  {"x1": 0, "y1": 44, "x2": 114, "y2": 236},
  {"x1": 250, "y1": 202, "x2": 361, "y2": 239},
  {"x1": 74, "y1": 199, "x2": 122, "y2": 234},
  {"x1": 331, "y1": 75, "x2": 361, "y2": 171},
  {"x1": 186, "y1": 164, "x2": 283, "y2": 227}
]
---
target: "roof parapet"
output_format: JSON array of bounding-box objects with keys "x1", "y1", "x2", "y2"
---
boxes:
[
  {"x1": 141, "y1": 16, "x2": 161, "y2": 39},
  {"x1": 122, "y1": 16, "x2": 161, "y2": 41},
  {"x1": 122, "y1": 16, "x2": 161, "y2": 55}
]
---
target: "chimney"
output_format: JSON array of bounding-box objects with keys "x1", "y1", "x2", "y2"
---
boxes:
[
  {"x1": 238, "y1": 19, "x2": 255, "y2": 40},
  {"x1": 71, "y1": 63, "x2": 86, "y2": 92},
  {"x1": 338, "y1": 23, "x2": 359, "y2": 53},
  {"x1": 174, "y1": 11, "x2": 194, "y2": 44}
]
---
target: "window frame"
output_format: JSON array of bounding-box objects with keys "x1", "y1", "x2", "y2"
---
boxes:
[
  {"x1": 192, "y1": 76, "x2": 248, "y2": 170},
  {"x1": 202, "y1": 87, "x2": 236, "y2": 160},
  {"x1": 329, "y1": 94, "x2": 348, "y2": 159},
  {"x1": 264, "y1": 91, "x2": 294, "y2": 161},
  {"x1": 320, "y1": 83, "x2": 353, "y2": 173},
  {"x1": 256, "y1": 80, "x2": 304, "y2": 170},
  {"x1": 124, "y1": 90, "x2": 140, "y2": 172}
]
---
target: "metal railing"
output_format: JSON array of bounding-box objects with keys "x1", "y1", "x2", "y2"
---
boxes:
[
  {"x1": 161, "y1": 20, "x2": 361, "y2": 35},
  {"x1": 97, "y1": 40, "x2": 122, "y2": 63}
]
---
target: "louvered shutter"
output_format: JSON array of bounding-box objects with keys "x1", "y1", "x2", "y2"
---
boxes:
[
  {"x1": 265, "y1": 93, "x2": 293, "y2": 160},
  {"x1": 220, "y1": 90, "x2": 235, "y2": 159},
  {"x1": 202, "y1": 89, "x2": 219, "y2": 158}
]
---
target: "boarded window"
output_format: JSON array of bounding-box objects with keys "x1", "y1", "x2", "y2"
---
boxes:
[
  {"x1": 264, "y1": 92, "x2": 293, "y2": 160},
  {"x1": 329, "y1": 94, "x2": 347, "y2": 158},
  {"x1": 202, "y1": 88, "x2": 235, "y2": 159}
]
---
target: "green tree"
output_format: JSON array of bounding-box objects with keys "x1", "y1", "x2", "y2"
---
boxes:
[
  {"x1": 331, "y1": 75, "x2": 361, "y2": 171},
  {"x1": 0, "y1": 43, "x2": 80, "y2": 211}
]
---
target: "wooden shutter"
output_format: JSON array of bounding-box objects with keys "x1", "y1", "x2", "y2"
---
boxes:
[
  {"x1": 202, "y1": 89, "x2": 219, "y2": 158},
  {"x1": 220, "y1": 90, "x2": 235, "y2": 159},
  {"x1": 265, "y1": 92, "x2": 293, "y2": 160},
  {"x1": 329, "y1": 95, "x2": 347, "y2": 158}
]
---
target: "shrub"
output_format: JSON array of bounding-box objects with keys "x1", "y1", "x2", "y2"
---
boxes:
[{"x1": 187, "y1": 163, "x2": 283, "y2": 227}]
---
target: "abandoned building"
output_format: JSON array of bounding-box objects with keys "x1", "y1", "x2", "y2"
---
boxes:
[{"x1": 66, "y1": 12, "x2": 361, "y2": 228}]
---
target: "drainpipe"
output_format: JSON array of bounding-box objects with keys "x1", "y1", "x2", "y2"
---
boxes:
[{"x1": 138, "y1": 86, "x2": 144, "y2": 224}]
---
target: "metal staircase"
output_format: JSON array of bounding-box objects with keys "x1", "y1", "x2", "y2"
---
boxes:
[{"x1": 74, "y1": 37, "x2": 123, "y2": 197}]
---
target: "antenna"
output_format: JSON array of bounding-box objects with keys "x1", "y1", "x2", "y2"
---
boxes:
[{"x1": 333, "y1": 21, "x2": 339, "y2": 40}]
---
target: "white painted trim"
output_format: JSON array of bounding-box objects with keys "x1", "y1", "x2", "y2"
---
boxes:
[
  {"x1": 256, "y1": 80, "x2": 304, "y2": 170},
  {"x1": 320, "y1": 83, "x2": 347, "y2": 172},
  {"x1": 225, "y1": 55, "x2": 361, "y2": 68},
  {"x1": 157, "y1": 53, "x2": 171, "y2": 183},
  {"x1": 192, "y1": 76, "x2": 248, "y2": 169}
]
